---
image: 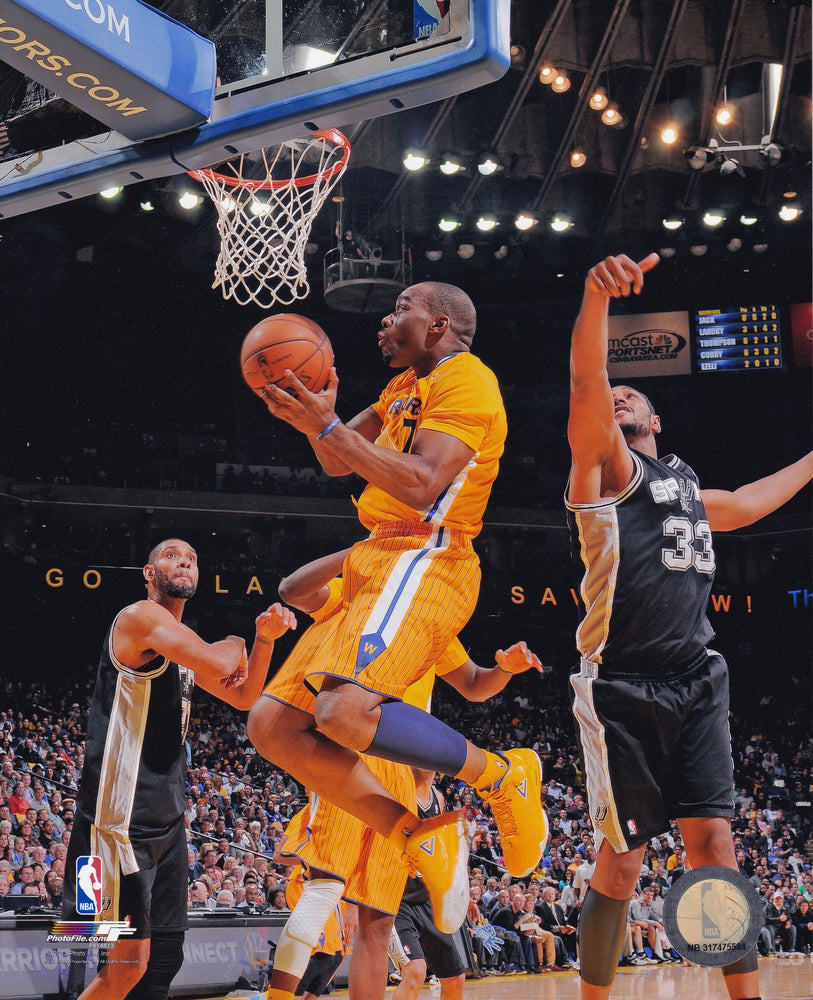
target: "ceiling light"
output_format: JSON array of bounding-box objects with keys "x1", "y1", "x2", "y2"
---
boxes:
[
  {"x1": 476, "y1": 215, "x2": 498, "y2": 232},
  {"x1": 589, "y1": 88, "x2": 608, "y2": 111},
  {"x1": 761, "y1": 142, "x2": 782, "y2": 166},
  {"x1": 538, "y1": 65, "x2": 556, "y2": 84},
  {"x1": 662, "y1": 215, "x2": 683, "y2": 231},
  {"x1": 739, "y1": 213, "x2": 758, "y2": 226},
  {"x1": 477, "y1": 153, "x2": 501, "y2": 176},
  {"x1": 439, "y1": 152, "x2": 464, "y2": 175},
  {"x1": 600, "y1": 104, "x2": 622, "y2": 127},
  {"x1": 660, "y1": 126, "x2": 678, "y2": 145},
  {"x1": 727, "y1": 238, "x2": 742, "y2": 252},
  {"x1": 685, "y1": 146, "x2": 708, "y2": 170},
  {"x1": 570, "y1": 150, "x2": 587, "y2": 168},
  {"x1": 716, "y1": 105, "x2": 733, "y2": 126},
  {"x1": 510, "y1": 44, "x2": 526, "y2": 66},
  {"x1": 514, "y1": 212, "x2": 537, "y2": 231},
  {"x1": 779, "y1": 205, "x2": 801, "y2": 221},
  {"x1": 659, "y1": 247, "x2": 677, "y2": 258},
  {"x1": 438, "y1": 216, "x2": 461, "y2": 232},
  {"x1": 403, "y1": 149, "x2": 429, "y2": 171},
  {"x1": 551, "y1": 72, "x2": 571, "y2": 94},
  {"x1": 719, "y1": 156, "x2": 745, "y2": 177},
  {"x1": 99, "y1": 186, "x2": 122, "y2": 199},
  {"x1": 702, "y1": 211, "x2": 725, "y2": 227},
  {"x1": 457, "y1": 243, "x2": 476, "y2": 259},
  {"x1": 690, "y1": 244, "x2": 708, "y2": 256},
  {"x1": 550, "y1": 214, "x2": 572, "y2": 233},
  {"x1": 178, "y1": 191, "x2": 203, "y2": 210},
  {"x1": 139, "y1": 200, "x2": 155, "y2": 212},
  {"x1": 425, "y1": 249, "x2": 443, "y2": 262}
]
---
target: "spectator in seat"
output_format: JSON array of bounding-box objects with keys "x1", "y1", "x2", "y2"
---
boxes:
[
  {"x1": 765, "y1": 891, "x2": 796, "y2": 954},
  {"x1": 792, "y1": 898, "x2": 813, "y2": 955}
]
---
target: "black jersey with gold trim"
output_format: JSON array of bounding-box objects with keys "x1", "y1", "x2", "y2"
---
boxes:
[
  {"x1": 76, "y1": 609, "x2": 194, "y2": 870},
  {"x1": 566, "y1": 450, "x2": 716, "y2": 679}
]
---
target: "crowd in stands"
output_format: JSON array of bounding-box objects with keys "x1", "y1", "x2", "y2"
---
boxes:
[{"x1": 1, "y1": 671, "x2": 811, "y2": 978}]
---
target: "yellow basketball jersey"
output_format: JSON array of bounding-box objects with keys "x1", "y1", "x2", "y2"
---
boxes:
[{"x1": 357, "y1": 352, "x2": 506, "y2": 537}]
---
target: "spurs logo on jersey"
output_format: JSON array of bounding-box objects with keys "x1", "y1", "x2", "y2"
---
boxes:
[{"x1": 648, "y1": 475, "x2": 701, "y2": 507}]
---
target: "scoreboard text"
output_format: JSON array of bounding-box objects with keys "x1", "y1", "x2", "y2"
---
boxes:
[{"x1": 694, "y1": 306, "x2": 785, "y2": 372}]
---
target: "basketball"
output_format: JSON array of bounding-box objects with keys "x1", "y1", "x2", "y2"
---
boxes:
[{"x1": 240, "y1": 314, "x2": 333, "y2": 398}]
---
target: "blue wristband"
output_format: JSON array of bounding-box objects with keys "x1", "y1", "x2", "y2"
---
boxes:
[{"x1": 316, "y1": 417, "x2": 341, "y2": 440}]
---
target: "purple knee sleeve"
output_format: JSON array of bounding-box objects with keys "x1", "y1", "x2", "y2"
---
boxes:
[{"x1": 366, "y1": 700, "x2": 468, "y2": 774}]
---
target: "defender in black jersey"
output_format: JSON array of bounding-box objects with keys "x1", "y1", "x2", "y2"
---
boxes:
[
  {"x1": 390, "y1": 769, "x2": 467, "y2": 998},
  {"x1": 62, "y1": 539, "x2": 294, "y2": 1000},
  {"x1": 566, "y1": 253, "x2": 812, "y2": 1000}
]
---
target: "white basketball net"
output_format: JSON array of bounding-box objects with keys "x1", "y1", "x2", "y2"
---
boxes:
[{"x1": 189, "y1": 129, "x2": 350, "y2": 309}]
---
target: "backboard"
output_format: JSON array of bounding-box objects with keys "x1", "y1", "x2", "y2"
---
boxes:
[{"x1": 0, "y1": 0, "x2": 510, "y2": 219}]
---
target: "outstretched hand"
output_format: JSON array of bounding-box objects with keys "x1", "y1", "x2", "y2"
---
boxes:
[
  {"x1": 255, "y1": 602, "x2": 297, "y2": 641},
  {"x1": 495, "y1": 641, "x2": 544, "y2": 675},
  {"x1": 586, "y1": 252, "x2": 660, "y2": 298},
  {"x1": 261, "y1": 367, "x2": 339, "y2": 438}
]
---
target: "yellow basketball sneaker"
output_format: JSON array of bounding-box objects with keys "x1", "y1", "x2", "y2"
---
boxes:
[
  {"x1": 405, "y1": 809, "x2": 469, "y2": 934},
  {"x1": 476, "y1": 748, "x2": 548, "y2": 877}
]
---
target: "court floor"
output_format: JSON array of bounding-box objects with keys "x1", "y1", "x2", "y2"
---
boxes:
[
  {"x1": 219, "y1": 957, "x2": 812, "y2": 1000},
  {"x1": 392, "y1": 961, "x2": 813, "y2": 999}
]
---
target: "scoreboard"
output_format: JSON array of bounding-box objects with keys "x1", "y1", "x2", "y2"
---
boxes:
[{"x1": 694, "y1": 305, "x2": 785, "y2": 372}]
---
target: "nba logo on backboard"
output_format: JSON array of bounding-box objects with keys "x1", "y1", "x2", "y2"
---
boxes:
[
  {"x1": 414, "y1": 1, "x2": 449, "y2": 40},
  {"x1": 76, "y1": 856, "x2": 103, "y2": 915}
]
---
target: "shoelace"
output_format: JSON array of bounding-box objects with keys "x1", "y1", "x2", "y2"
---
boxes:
[{"x1": 486, "y1": 780, "x2": 520, "y2": 838}]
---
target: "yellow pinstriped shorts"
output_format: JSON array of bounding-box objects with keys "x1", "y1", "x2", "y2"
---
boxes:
[
  {"x1": 305, "y1": 522, "x2": 480, "y2": 700},
  {"x1": 265, "y1": 522, "x2": 479, "y2": 706},
  {"x1": 280, "y1": 756, "x2": 416, "y2": 915}
]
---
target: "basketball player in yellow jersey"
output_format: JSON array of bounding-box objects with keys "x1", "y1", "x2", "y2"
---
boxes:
[
  {"x1": 262, "y1": 546, "x2": 545, "y2": 1000},
  {"x1": 251, "y1": 282, "x2": 548, "y2": 927}
]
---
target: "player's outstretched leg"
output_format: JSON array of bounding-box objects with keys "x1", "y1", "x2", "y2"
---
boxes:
[{"x1": 353, "y1": 697, "x2": 549, "y2": 879}]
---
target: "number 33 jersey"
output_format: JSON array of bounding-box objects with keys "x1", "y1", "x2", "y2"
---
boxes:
[{"x1": 566, "y1": 449, "x2": 716, "y2": 678}]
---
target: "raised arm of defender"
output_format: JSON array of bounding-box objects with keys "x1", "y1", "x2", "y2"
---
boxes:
[{"x1": 567, "y1": 253, "x2": 660, "y2": 505}]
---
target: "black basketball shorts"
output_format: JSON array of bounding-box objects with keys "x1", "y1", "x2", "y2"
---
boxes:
[
  {"x1": 393, "y1": 898, "x2": 466, "y2": 978},
  {"x1": 297, "y1": 951, "x2": 343, "y2": 996},
  {"x1": 63, "y1": 812, "x2": 188, "y2": 938},
  {"x1": 570, "y1": 650, "x2": 735, "y2": 853}
]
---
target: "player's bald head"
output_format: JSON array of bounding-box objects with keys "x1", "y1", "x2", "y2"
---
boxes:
[{"x1": 421, "y1": 282, "x2": 477, "y2": 345}]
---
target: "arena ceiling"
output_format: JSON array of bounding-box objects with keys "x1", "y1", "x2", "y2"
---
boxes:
[{"x1": 0, "y1": 0, "x2": 810, "y2": 303}]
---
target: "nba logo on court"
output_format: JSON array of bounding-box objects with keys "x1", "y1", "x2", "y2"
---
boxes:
[{"x1": 76, "y1": 856, "x2": 103, "y2": 915}]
